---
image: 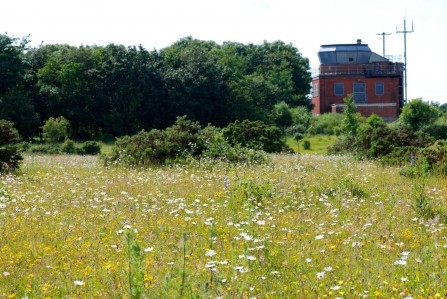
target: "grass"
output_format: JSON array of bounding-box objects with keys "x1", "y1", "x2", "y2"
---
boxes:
[
  {"x1": 1, "y1": 154, "x2": 447, "y2": 298},
  {"x1": 286, "y1": 134, "x2": 338, "y2": 154}
]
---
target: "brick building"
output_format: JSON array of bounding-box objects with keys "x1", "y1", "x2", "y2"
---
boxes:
[{"x1": 311, "y1": 39, "x2": 404, "y2": 121}]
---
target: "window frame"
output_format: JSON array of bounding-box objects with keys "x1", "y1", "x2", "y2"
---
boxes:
[
  {"x1": 375, "y1": 82, "x2": 384, "y2": 95},
  {"x1": 334, "y1": 83, "x2": 344, "y2": 96}
]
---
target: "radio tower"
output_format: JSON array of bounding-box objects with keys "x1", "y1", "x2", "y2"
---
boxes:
[
  {"x1": 376, "y1": 32, "x2": 392, "y2": 56},
  {"x1": 397, "y1": 18, "x2": 414, "y2": 104}
]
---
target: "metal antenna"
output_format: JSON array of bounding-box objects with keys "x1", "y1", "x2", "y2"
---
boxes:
[
  {"x1": 396, "y1": 18, "x2": 414, "y2": 104},
  {"x1": 376, "y1": 32, "x2": 392, "y2": 56}
]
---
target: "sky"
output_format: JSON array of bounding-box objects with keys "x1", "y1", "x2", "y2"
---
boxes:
[{"x1": 2, "y1": 0, "x2": 447, "y2": 104}]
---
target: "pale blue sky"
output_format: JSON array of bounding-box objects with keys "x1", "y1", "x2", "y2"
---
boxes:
[{"x1": 2, "y1": 0, "x2": 446, "y2": 103}]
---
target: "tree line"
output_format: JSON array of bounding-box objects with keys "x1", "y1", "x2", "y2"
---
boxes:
[{"x1": 0, "y1": 33, "x2": 312, "y2": 141}]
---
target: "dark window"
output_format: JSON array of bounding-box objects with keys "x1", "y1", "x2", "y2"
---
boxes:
[
  {"x1": 349, "y1": 58, "x2": 354, "y2": 62},
  {"x1": 334, "y1": 83, "x2": 344, "y2": 96},
  {"x1": 353, "y1": 83, "x2": 366, "y2": 103},
  {"x1": 375, "y1": 82, "x2": 384, "y2": 95}
]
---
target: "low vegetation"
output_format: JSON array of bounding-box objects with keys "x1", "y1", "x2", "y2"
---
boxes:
[{"x1": 1, "y1": 154, "x2": 447, "y2": 298}]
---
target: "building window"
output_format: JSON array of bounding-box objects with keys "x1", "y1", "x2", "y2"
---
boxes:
[
  {"x1": 312, "y1": 84, "x2": 318, "y2": 97},
  {"x1": 375, "y1": 82, "x2": 384, "y2": 95},
  {"x1": 334, "y1": 83, "x2": 344, "y2": 96},
  {"x1": 353, "y1": 83, "x2": 366, "y2": 103}
]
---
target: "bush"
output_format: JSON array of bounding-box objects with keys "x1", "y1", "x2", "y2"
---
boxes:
[
  {"x1": 41, "y1": 116, "x2": 69, "y2": 144},
  {"x1": 222, "y1": 120, "x2": 290, "y2": 153},
  {"x1": 104, "y1": 116, "x2": 272, "y2": 167},
  {"x1": 419, "y1": 123, "x2": 447, "y2": 140},
  {"x1": 328, "y1": 123, "x2": 432, "y2": 166},
  {"x1": 28, "y1": 144, "x2": 61, "y2": 154},
  {"x1": 308, "y1": 113, "x2": 344, "y2": 135},
  {"x1": 0, "y1": 120, "x2": 23, "y2": 173},
  {"x1": 61, "y1": 139, "x2": 77, "y2": 154},
  {"x1": 302, "y1": 140, "x2": 311, "y2": 150},
  {"x1": 81, "y1": 141, "x2": 101, "y2": 155}
]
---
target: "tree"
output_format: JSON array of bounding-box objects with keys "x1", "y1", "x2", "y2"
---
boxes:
[
  {"x1": 0, "y1": 33, "x2": 29, "y2": 95},
  {"x1": 273, "y1": 101, "x2": 293, "y2": 127},
  {"x1": 342, "y1": 94, "x2": 362, "y2": 137},
  {"x1": 41, "y1": 116, "x2": 69, "y2": 143},
  {"x1": 400, "y1": 98, "x2": 440, "y2": 131},
  {"x1": 0, "y1": 120, "x2": 23, "y2": 173},
  {"x1": 0, "y1": 33, "x2": 38, "y2": 140}
]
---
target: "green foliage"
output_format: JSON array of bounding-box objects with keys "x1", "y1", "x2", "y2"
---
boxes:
[
  {"x1": 125, "y1": 231, "x2": 144, "y2": 299},
  {"x1": 0, "y1": 120, "x2": 23, "y2": 173},
  {"x1": 105, "y1": 116, "x2": 272, "y2": 167},
  {"x1": 365, "y1": 113, "x2": 384, "y2": 128},
  {"x1": 341, "y1": 94, "x2": 362, "y2": 137},
  {"x1": 41, "y1": 116, "x2": 69, "y2": 144},
  {"x1": 290, "y1": 106, "x2": 312, "y2": 128},
  {"x1": 328, "y1": 123, "x2": 431, "y2": 165},
  {"x1": 307, "y1": 113, "x2": 344, "y2": 136},
  {"x1": 81, "y1": 141, "x2": 101, "y2": 155},
  {"x1": 419, "y1": 123, "x2": 447, "y2": 140},
  {"x1": 222, "y1": 119, "x2": 289, "y2": 153},
  {"x1": 273, "y1": 101, "x2": 293, "y2": 127},
  {"x1": 0, "y1": 34, "x2": 29, "y2": 95},
  {"x1": 400, "y1": 98, "x2": 439, "y2": 131},
  {"x1": 232, "y1": 179, "x2": 276, "y2": 208},
  {"x1": 61, "y1": 138, "x2": 76, "y2": 154},
  {"x1": 302, "y1": 140, "x2": 311, "y2": 150},
  {"x1": 28, "y1": 143, "x2": 61, "y2": 154}
]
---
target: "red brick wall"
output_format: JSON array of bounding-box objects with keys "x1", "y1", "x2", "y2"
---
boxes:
[
  {"x1": 311, "y1": 78, "x2": 321, "y2": 115},
  {"x1": 312, "y1": 75, "x2": 401, "y2": 119}
]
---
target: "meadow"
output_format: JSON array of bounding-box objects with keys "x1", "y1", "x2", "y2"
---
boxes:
[{"x1": 1, "y1": 154, "x2": 447, "y2": 298}]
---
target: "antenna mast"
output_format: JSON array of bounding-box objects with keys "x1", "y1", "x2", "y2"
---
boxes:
[
  {"x1": 396, "y1": 18, "x2": 414, "y2": 104},
  {"x1": 376, "y1": 32, "x2": 392, "y2": 56}
]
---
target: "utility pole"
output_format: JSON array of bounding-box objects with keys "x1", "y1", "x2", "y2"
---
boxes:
[
  {"x1": 376, "y1": 32, "x2": 392, "y2": 56},
  {"x1": 396, "y1": 18, "x2": 414, "y2": 104}
]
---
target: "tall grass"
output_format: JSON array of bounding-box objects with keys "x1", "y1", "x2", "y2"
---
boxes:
[{"x1": 0, "y1": 154, "x2": 446, "y2": 298}]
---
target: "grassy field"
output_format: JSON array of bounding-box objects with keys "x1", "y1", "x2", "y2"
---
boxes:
[
  {"x1": 1, "y1": 154, "x2": 447, "y2": 298},
  {"x1": 286, "y1": 135, "x2": 338, "y2": 155}
]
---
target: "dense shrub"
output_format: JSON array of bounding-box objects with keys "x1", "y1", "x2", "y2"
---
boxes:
[
  {"x1": 416, "y1": 140, "x2": 447, "y2": 175},
  {"x1": 420, "y1": 123, "x2": 447, "y2": 140},
  {"x1": 81, "y1": 141, "x2": 101, "y2": 155},
  {"x1": 28, "y1": 144, "x2": 61, "y2": 154},
  {"x1": 302, "y1": 140, "x2": 311, "y2": 150},
  {"x1": 222, "y1": 120, "x2": 289, "y2": 153},
  {"x1": 41, "y1": 116, "x2": 69, "y2": 144},
  {"x1": 328, "y1": 123, "x2": 431, "y2": 165},
  {"x1": 0, "y1": 120, "x2": 23, "y2": 173},
  {"x1": 61, "y1": 139, "x2": 77, "y2": 154},
  {"x1": 308, "y1": 113, "x2": 344, "y2": 136},
  {"x1": 104, "y1": 117, "x2": 272, "y2": 167}
]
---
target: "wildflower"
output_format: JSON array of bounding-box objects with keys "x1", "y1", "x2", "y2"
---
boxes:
[
  {"x1": 306, "y1": 258, "x2": 312, "y2": 263},
  {"x1": 324, "y1": 266, "x2": 333, "y2": 272},
  {"x1": 315, "y1": 234, "x2": 324, "y2": 240},
  {"x1": 401, "y1": 251, "x2": 410, "y2": 259},
  {"x1": 401, "y1": 277, "x2": 408, "y2": 282},
  {"x1": 3, "y1": 271, "x2": 10, "y2": 276},
  {"x1": 143, "y1": 247, "x2": 154, "y2": 252},
  {"x1": 330, "y1": 285, "x2": 341, "y2": 290},
  {"x1": 205, "y1": 249, "x2": 216, "y2": 257},
  {"x1": 316, "y1": 271, "x2": 325, "y2": 279},
  {"x1": 394, "y1": 260, "x2": 407, "y2": 266},
  {"x1": 246, "y1": 255, "x2": 256, "y2": 261},
  {"x1": 74, "y1": 280, "x2": 84, "y2": 286}
]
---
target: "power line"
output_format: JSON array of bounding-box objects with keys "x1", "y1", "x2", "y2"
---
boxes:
[
  {"x1": 396, "y1": 18, "x2": 414, "y2": 104},
  {"x1": 375, "y1": 32, "x2": 392, "y2": 56}
]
